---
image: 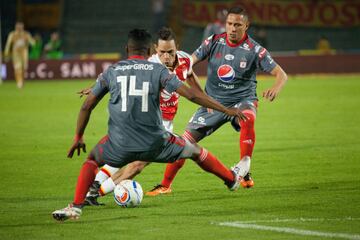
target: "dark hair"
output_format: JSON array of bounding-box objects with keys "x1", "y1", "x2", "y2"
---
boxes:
[
  {"x1": 156, "y1": 27, "x2": 176, "y2": 42},
  {"x1": 227, "y1": 6, "x2": 249, "y2": 20},
  {"x1": 127, "y1": 29, "x2": 152, "y2": 53}
]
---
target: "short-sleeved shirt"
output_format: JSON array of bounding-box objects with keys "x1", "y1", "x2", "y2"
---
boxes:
[
  {"x1": 148, "y1": 51, "x2": 192, "y2": 120},
  {"x1": 91, "y1": 56, "x2": 184, "y2": 152},
  {"x1": 193, "y1": 33, "x2": 277, "y2": 106}
]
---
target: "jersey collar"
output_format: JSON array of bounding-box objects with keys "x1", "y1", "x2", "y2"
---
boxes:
[
  {"x1": 128, "y1": 55, "x2": 146, "y2": 60},
  {"x1": 226, "y1": 33, "x2": 248, "y2": 48}
]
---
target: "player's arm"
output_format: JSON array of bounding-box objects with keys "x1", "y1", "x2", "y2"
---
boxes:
[
  {"x1": 68, "y1": 71, "x2": 109, "y2": 158},
  {"x1": 191, "y1": 54, "x2": 200, "y2": 66},
  {"x1": 67, "y1": 92, "x2": 104, "y2": 158},
  {"x1": 191, "y1": 33, "x2": 213, "y2": 67},
  {"x1": 262, "y1": 65, "x2": 288, "y2": 101},
  {"x1": 4, "y1": 32, "x2": 14, "y2": 58},
  {"x1": 185, "y1": 72, "x2": 203, "y2": 93},
  {"x1": 27, "y1": 32, "x2": 35, "y2": 46},
  {"x1": 176, "y1": 84, "x2": 247, "y2": 121}
]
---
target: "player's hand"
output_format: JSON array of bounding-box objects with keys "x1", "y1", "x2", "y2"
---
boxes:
[
  {"x1": 77, "y1": 88, "x2": 92, "y2": 98},
  {"x1": 262, "y1": 87, "x2": 280, "y2": 101},
  {"x1": 225, "y1": 108, "x2": 248, "y2": 122},
  {"x1": 67, "y1": 135, "x2": 86, "y2": 158}
]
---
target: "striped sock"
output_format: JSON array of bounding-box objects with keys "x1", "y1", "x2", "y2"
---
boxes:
[
  {"x1": 195, "y1": 148, "x2": 234, "y2": 184},
  {"x1": 99, "y1": 178, "x2": 116, "y2": 196},
  {"x1": 95, "y1": 165, "x2": 119, "y2": 184}
]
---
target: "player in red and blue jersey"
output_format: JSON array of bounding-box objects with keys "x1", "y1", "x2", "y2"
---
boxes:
[{"x1": 147, "y1": 6, "x2": 288, "y2": 196}]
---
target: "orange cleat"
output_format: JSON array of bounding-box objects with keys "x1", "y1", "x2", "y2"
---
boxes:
[
  {"x1": 145, "y1": 184, "x2": 172, "y2": 196},
  {"x1": 240, "y1": 173, "x2": 255, "y2": 188}
]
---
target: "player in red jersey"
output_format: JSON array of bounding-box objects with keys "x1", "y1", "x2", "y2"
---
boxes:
[
  {"x1": 146, "y1": 6, "x2": 288, "y2": 196},
  {"x1": 82, "y1": 27, "x2": 203, "y2": 205}
]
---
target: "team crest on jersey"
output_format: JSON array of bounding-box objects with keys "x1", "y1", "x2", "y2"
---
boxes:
[
  {"x1": 217, "y1": 65, "x2": 235, "y2": 82},
  {"x1": 240, "y1": 60, "x2": 247, "y2": 68}
]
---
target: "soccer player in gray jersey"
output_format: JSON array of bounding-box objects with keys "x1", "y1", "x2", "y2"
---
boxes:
[
  {"x1": 52, "y1": 29, "x2": 248, "y2": 221},
  {"x1": 150, "y1": 6, "x2": 288, "y2": 195}
]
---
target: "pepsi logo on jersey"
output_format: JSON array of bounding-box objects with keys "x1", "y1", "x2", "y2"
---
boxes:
[{"x1": 217, "y1": 64, "x2": 235, "y2": 82}]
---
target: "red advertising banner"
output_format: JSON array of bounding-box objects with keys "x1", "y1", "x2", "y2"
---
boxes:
[
  {"x1": 18, "y1": 0, "x2": 63, "y2": 30},
  {"x1": 182, "y1": 0, "x2": 360, "y2": 28}
]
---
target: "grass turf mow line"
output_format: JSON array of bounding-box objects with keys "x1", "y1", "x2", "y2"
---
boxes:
[{"x1": 217, "y1": 221, "x2": 360, "y2": 240}]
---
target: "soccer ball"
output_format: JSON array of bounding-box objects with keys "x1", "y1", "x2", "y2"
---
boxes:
[{"x1": 113, "y1": 180, "x2": 143, "y2": 208}]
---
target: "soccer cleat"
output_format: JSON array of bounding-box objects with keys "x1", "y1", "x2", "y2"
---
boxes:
[
  {"x1": 145, "y1": 184, "x2": 172, "y2": 196},
  {"x1": 227, "y1": 170, "x2": 240, "y2": 191},
  {"x1": 228, "y1": 160, "x2": 250, "y2": 191},
  {"x1": 84, "y1": 181, "x2": 104, "y2": 206},
  {"x1": 84, "y1": 195, "x2": 104, "y2": 206},
  {"x1": 240, "y1": 172, "x2": 254, "y2": 188},
  {"x1": 52, "y1": 204, "x2": 82, "y2": 221}
]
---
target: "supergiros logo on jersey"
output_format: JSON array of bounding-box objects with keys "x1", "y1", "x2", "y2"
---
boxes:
[{"x1": 217, "y1": 64, "x2": 235, "y2": 82}]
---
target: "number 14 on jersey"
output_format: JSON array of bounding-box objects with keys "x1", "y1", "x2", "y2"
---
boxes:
[{"x1": 117, "y1": 76, "x2": 149, "y2": 112}]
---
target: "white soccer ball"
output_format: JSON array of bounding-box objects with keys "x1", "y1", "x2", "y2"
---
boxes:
[{"x1": 113, "y1": 180, "x2": 143, "y2": 208}]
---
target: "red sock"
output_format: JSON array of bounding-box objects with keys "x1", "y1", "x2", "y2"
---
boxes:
[
  {"x1": 195, "y1": 148, "x2": 234, "y2": 184},
  {"x1": 160, "y1": 131, "x2": 196, "y2": 188},
  {"x1": 240, "y1": 110, "x2": 256, "y2": 158},
  {"x1": 161, "y1": 159, "x2": 185, "y2": 188},
  {"x1": 73, "y1": 159, "x2": 99, "y2": 205}
]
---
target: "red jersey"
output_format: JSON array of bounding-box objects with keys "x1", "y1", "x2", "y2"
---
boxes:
[{"x1": 148, "y1": 51, "x2": 192, "y2": 120}]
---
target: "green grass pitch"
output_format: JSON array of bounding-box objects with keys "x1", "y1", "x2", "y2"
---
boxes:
[{"x1": 0, "y1": 75, "x2": 359, "y2": 240}]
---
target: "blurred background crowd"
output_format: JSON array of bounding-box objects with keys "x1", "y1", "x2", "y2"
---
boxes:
[
  {"x1": 2, "y1": 0, "x2": 359, "y2": 57},
  {"x1": 1, "y1": 0, "x2": 359, "y2": 83}
]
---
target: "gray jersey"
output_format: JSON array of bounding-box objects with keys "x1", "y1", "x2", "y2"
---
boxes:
[
  {"x1": 92, "y1": 57, "x2": 183, "y2": 151},
  {"x1": 194, "y1": 33, "x2": 277, "y2": 106}
]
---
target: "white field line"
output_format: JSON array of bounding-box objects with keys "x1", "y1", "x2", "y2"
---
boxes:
[
  {"x1": 230, "y1": 217, "x2": 360, "y2": 224},
  {"x1": 216, "y1": 221, "x2": 360, "y2": 240}
]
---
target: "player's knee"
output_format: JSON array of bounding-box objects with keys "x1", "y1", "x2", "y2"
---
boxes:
[
  {"x1": 180, "y1": 139, "x2": 201, "y2": 160},
  {"x1": 130, "y1": 161, "x2": 148, "y2": 175},
  {"x1": 240, "y1": 111, "x2": 256, "y2": 128},
  {"x1": 182, "y1": 130, "x2": 198, "y2": 143},
  {"x1": 175, "y1": 159, "x2": 186, "y2": 168},
  {"x1": 190, "y1": 147, "x2": 207, "y2": 163}
]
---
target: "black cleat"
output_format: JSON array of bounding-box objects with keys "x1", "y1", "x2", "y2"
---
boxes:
[
  {"x1": 84, "y1": 196, "x2": 105, "y2": 206},
  {"x1": 83, "y1": 181, "x2": 104, "y2": 206}
]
